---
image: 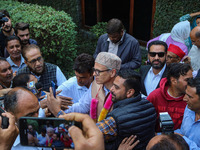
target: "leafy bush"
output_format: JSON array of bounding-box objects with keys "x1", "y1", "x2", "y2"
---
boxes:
[
  {"x1": 0, "y1": 0, "x2": 77, "y2": 77},
  {"x1": 90, "y1": 22, "x2": 107, "y2": 39}
]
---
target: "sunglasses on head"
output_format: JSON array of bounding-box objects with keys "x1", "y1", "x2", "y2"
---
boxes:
[{"x1": 149, "y1": 52, "x2": 165, "y2": 57}]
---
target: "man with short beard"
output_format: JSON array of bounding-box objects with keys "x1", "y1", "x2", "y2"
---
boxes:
[
  {"x1": 140, "y1": 40, "x2": 168, "y2": 96},
  {"x1": 17, "y1": 44, "x2": 67, "y2": 92},
  {"x1": 0, "y1": 9, "x2": 15, "y2": 57},
  {"x1": 14, "y1": 22, "x2": 37, "y2": 48}
]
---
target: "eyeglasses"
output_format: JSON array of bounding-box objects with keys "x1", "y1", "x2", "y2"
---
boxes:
[
  {"x1": 167, "y1": 55, "x2": 178, "y2": 59},
  {"x1": 27, "y1": 56, "x2": 43, "y2": 64},
  {"x1": 149, "y1": 52, "x2": 165, "y2": 57},
  {"x1": 93, "y1": 68, "x2": 111, "y2": 76}
]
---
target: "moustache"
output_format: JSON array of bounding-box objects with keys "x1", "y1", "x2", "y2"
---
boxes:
[{"x1": 152, "y1": 59, "x2": 161, "y2": 64}]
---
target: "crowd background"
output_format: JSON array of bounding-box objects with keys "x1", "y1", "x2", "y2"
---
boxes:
[{"x1": 1, "y1": 0, "x2": 200, "y2": 78}]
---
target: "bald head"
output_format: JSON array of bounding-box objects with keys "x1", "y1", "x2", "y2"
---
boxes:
[
  {"x1": 146, "y1": 134, "x2": 189, "y2": 150},
  {"x1": 190, "y1": 26, "x2": 200, "y2": 48},
  {"x1": 4, "y1": 87, "x2": 39, "y2": 121}
]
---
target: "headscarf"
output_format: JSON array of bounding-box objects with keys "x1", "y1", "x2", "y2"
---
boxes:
[
  {"x1": 191, "y1": 15, "x2": 200, "y2": 30},
  {"x1": 171, "y1": 20, "x2": 191, "y2": 44}
]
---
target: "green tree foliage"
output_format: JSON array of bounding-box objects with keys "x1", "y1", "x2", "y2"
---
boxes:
[
  {"x1": 0, "y1": 0, "x2": 77, "y2": 77},
  {"x1": 153, "y1": 0, "x2": 200, "y2": 37}
]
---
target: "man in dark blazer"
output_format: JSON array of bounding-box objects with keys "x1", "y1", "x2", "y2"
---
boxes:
[
  {"x1": 93, "y1": 18, "x2": 141, "y2": 70},
  {"x1": 140, "y1": 40, "x2": 168, "y2": 96}
]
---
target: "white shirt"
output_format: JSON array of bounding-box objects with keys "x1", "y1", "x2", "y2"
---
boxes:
[
  {"x1": 144, "y1": 64, "x2": 166, "y2": 96},
  {"x1": 108, "y1": 38, "x2": 120, "y2": 55},
  {"x1": 64, "y1": 83, "x2": 109, "y2": 114},
  {"x1": 107, "y1": 32, "x2": 124, "y2": 55},
  {"x1": 188, "y1": 45, "x2": 200, "y2": 71},
  {"x1": 57, "y1": 76, "x2": 89, "y2": 103}
]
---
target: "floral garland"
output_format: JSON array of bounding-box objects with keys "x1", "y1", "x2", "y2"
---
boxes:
[
  {"x1": 90, "y1": 91, "x2": 113, "y2": 122},
  {"x1": 98, "y1": 93, "x2": 113, "y2": 122}
]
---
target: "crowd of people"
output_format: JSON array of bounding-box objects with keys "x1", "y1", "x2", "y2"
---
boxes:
[{"x1": 0, "y1": 8, "x2": 200, "y2": 150}]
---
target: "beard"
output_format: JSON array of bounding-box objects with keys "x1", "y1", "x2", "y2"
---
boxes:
[
  {"x1": 29, "y1": 63, "x2": 45, "y2": 76},
  {"x1": 2, "y1": 25, "x2": 12, "y2": 33},
  {"x1": 21, "y1": 39, "x2": 29, "y2": 46},
  {"x1": 151, "y1": 59, "x2": 165, "y2": 69}
]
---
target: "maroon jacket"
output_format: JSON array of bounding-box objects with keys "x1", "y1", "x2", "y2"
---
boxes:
[{"x1": 147, "y1": 78, "x2": 187, "y2": 132}]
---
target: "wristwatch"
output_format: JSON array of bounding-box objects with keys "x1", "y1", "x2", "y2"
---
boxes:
[{"x1": 56, "y1": 110, "x2": 65, "y2": 117}]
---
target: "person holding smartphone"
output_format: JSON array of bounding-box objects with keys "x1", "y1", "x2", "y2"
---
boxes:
[{"x1": 0, "y1": 112, "x2": 19, "y2": 150}]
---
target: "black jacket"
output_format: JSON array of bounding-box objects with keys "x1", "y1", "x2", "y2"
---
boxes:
[
  {"x1": 105, "y1": 94, "x2": 156, "y2": 150},
  {"x1": 140, "y1": 65, "x2": 168, "y2": 96}
]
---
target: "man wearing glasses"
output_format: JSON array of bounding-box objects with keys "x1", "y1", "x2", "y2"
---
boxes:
[
  {"x1": 140, "y1": 40, "x2": 168, "y2": 96},
  {"x1": 17, "y1": 44, "x2": 66, "y2": 92},
  {"x1": 166, "y1": 44, "x2": 185, "y2": 66},
  {"x1": 46, "y1": 52, "x2": 121, "y2": 121}
]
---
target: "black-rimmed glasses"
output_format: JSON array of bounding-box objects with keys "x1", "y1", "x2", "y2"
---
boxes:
[
  {"x1": 27, "y1": 56, "x2": 43, "y2": 64},
  {"x1": 93, "y1": 68, "x2": 111, "y2": 76}
]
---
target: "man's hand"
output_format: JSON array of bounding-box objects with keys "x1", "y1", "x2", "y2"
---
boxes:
[
  {"x1": 46, "y1": 87, "x2": 62, "y2": 116},
  {"x1": 58, "y1": 95, "x2": 73, "y2": 110},
  {"x1": 118, "y1": 135, "x2": 139, "y2": 150},
  {"x1": 60, "y1": 113, "x2": 104, "y2": 150},
  {"x1": 13, "y1": 71, "x2": 17, "y2": 78},
  {"x1": 0, "y1": 88, "x2": 12, "y2": 97},
  {"x1": 0, "y1": 112, "x2": 19, "y2": 150}
]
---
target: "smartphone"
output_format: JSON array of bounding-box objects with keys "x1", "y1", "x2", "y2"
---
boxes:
[
  {"x1": 0, "y1": 107, "x2": 9, "y2": 129},
  {"x1": 19, "y1": 117, "x2": 82, "y2": 149},
  {"x1": 51, "y1": 81, "x2": 56, "y2": 97}
]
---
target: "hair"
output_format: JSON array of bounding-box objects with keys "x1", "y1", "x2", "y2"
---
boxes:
[
  {"x1": 4, "y1": 87, "x2": 30, "y2": 114},
  {"x1": 5, "y1": 35, "x2": 21, "y2": 47},
  {"x1": 4, "y1": 90, "x2": 18, "y2": 113},
  {"x1": 12, "y1": 73, "x2": 32, "y2": 88},
  {"x1": 41, "y1": 127, "x2": 46, "y2": 134},
  {"x1": 106, "y1": 18, "x2": 124, "y2": 34},
  {"x1": 148, "y1": 40, "x2": 168, "y2": 52},
  {"x1": 46, "y1": 127, "x2": 54, "y2": 133},
  {"x1": 73, "y1": 53, "x2": 94, "y2": 74},
  {"x1": 0, "y1": 9, "x2": 10, "y2": 18},
  {"x1": 14, "y1": 22, "x2": 30, "y2": 35},
  {"x1": 150, "y1": 134, "x2": 189, "y2": 150},
  {"x1": 22, "y1": 44, "x2": 41, "y2": 60},
  {"x1": 117, "y1": 69, "x2": 141, "y2": 97},
  {"x1": 0, "y1": 57, "x2": 8, "y2": 63},
  {"x1": 195, "y1": 30, "x2": 200, "y2": 39},
  {"x1": 187, "y1": 77, "x2": 200, "y2": 98},
  {"x1": 167, "y1": 63, "x2": 192, "y2": 85}
]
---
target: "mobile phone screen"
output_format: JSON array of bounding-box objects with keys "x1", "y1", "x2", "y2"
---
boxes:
[{"x1": 19, "y1": 117, "x2": 81, "y2": 149}]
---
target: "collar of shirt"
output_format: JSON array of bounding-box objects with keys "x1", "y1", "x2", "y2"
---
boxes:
[
  {"x1": 107, "y1": 31, "x2": 125, "y2": 45},
  {"x1": 13, "y1": 135, "x2": 20, "y2": 147},
  {"x1": 103, "y1": 86, "x2": 110, "y2": 95},
  {"x1": 7, "y1": 55, "x2": 25, "y2": 67},
  {"x1": 77, "y1": 84, "x2": 88, "y2": 91},
  {"x1": 31, "y1": 72, "x2": 41, "y2": 80},
  {"x1": 149, "y1": 63, "x2": 166, "y2": 76}
]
